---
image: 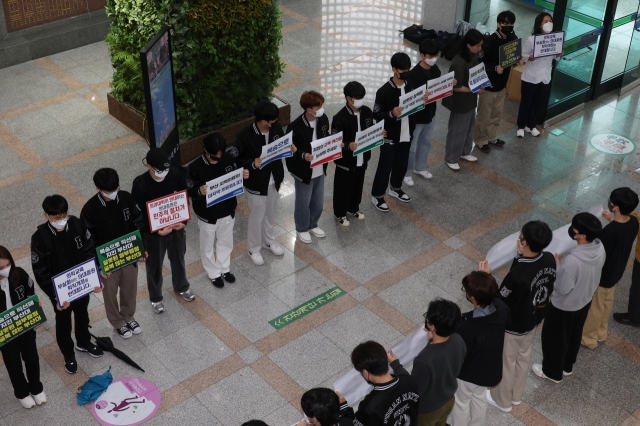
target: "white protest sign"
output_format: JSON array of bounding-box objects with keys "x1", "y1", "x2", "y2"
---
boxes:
[
  {"x1": 533, "y1": 31, "x2": 565, "y2": 58},
  {"x1": 469, "y1": 62, "x2": 492, "y2": 93},
  {"x1": 146, "y1": 190, "x2": 191, "y2": 233},
  {"x1": 260, "y1": 131, "x2": 293, "y2": 169},
  {"x1": 310, "y1": 132, "x2": 343, "y2": 168},
  {"x1": 52, "y1": 258, "x2": 101, "y2": 306},
  {"x1": 426, "y1": 71, "x2": 454, "y2": 104},
  {"x1": 206, "y1": 169, "x2": 244, "y2": 207},
  {"x1": 398, "y1": 84, "x2": 426, "y2": 120},
  {"x1": 353, "y1": 120, "x2": 384, "y2": 156}
]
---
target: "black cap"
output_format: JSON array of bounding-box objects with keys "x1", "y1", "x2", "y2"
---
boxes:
[{"x1": 145, "y1": 148, "x2": 170, "y2": 170}]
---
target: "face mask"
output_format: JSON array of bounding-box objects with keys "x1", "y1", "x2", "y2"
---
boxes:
[
  {"x1": 154, "y1": 169, "x2": 169, "y2": 179},
  {"x1": 607, "y1": 200, "x2": 615, "y2": 212},
  {"x1": 398, "y1": 71, "x2": 410, "y2": 80},
  {"x1": 568, "y1": 227, "x2": 576, "y2": 240},
  {"x1": 424, "y1": 57, "x2": 437, "y2": 66},
  {"x1": 102, "y1": 190, "x2": 118, "y2": 200},
  {"x1": 313, "y1": 108, "x2": 324, "y2": 118},
  {"x1": 543, "y1": 22, "x2": 553, "y2": 33},
  {"x1": 501, "y1": 25, "x2": 514, "y2": 35},
  {"x1": 50, "y1": 217, "x2": 69, "y2": 230},
  {"x1": 303, "y1": 414, "x2": 313, "y2": 425},
  {"x1": 0, "y1": 265, "x2": 10, "y2": 278},
  {"x1": 352, "y1": 98, "x2": 365, "y2": 108}
]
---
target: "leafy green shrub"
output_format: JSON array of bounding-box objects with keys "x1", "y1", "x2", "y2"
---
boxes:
[{"x1": 105, "y1": 0, "x2": 284, "y2": 139}]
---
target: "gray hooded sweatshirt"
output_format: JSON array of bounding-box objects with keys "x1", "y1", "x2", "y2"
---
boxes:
[{"x1": 551, "y1": 239, "x2": 606, "y2": 312}]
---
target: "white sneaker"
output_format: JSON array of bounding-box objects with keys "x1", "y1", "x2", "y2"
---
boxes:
[
  {"x1": 525, "y1": 126, "x2": 540, "y2": 137},
  {"x1": 249, "y1": 251, "x2": 264, "y2": 265},
  {"x1": 460, "y1": 155, "x2": 477, "y2": 162},
  {"x1": 531, "y1": 363, "x2": 562, "y2": 383},
  {"x1": 403, "y1": 176, "x2": 414, "y2": 186},
  {"x1": 511, "y1": 400, "x2": 521, "y2": 406},
  {"x1": 516, "y1": 129, "x2": 525, "y2": 138},
  {"x1": 309, "y1": 227, "x2": 326, "y2": 238},
  {"x1": 32, "y1": 391, "x2": 47, "y2": 405},
  {"x1": 20, "y1": 395, "x2": 36, "y2": 409},
  {"x1": 446, "y1": 162, "x2": 460, "y2": 171},
  {"x1": 297, "y1": 231, "x2": 312, "y2": 243},
  {"x1": 414, "y1": 170, "x2": 433, "y2": 179},
  {"x1": 263, "y1": 242, "x2": 284, "y2": 256},
  {"x1": 486, "y1": 389, "x2": 511, "y2": 412}
]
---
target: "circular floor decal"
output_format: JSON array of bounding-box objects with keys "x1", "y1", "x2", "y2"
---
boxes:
[
  {"x1": 91, "y1": 377, "x2": 161, "y2": 426},
  {"x1": 589, "y1": 133, "x2": 636, "y2": 155}
]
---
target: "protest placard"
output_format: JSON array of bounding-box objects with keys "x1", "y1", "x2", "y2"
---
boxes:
[
  {"x1": 310, "y1": 132, "x2": 343, "y2": 167},
  {"x1": 533, "y1": 31, "x2": 564, "y2": 58},
  {"x1": 260, "y1": 131, "x2": 293, "y2": 169},
  {"x1": 52, "y1": 258, "x2": 102, "y2": 306},
  {"x1": 499, "y1": 38, "x2": 522, "y2": 68},
  {"x1": 96, "y1": 230, "x2": 145, "y2": 274},
  {"x1": 206, "y1": 168, "x2": 244, "y2": 207},
  {"x1": 353, "y1": 120, "x2": 384, "y2": 156},
  {"x1": 146, "y1": 190, "x2": 190, "y2": 233},
  {"x1": 0, "y1": 295, "x2": 47, "y2": 348},
  {"x1": 469, "y1": 62, "x2": 492, "y2": 93},
  {"x1": 426, "y1": 71, "x2": 454, "y2": 104},
  {"x1": 398, "y1": 84, "x2": 426, "y2": 120}
]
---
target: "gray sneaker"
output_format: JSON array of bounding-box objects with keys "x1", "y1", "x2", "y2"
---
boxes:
[
  {"x1": 151, "y1": 301, "x2": 165, "y2": 314},
  {"x1": 180, "y1": 289, "x2": 195, "y2": 302}
]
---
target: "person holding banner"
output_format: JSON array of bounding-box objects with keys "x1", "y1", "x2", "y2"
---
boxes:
[
  {"x1": 81, "y1": 168, "x2": 145, "y2": 339},
  {"x1": 442, "y1": 29, "x2": 485, "y2": 171},
  {"x1": 287, "y1": 91, "x2": 331, "y2": 243},
  {"x1": 187, "y1": 132, "x2": 248, "y2": 288},
  {"x1": 0, "y1": 246, "x2": 46, "y2": 408},
  {"x1": 31, "y1": 195, "x2": 104, "y2": 374}
]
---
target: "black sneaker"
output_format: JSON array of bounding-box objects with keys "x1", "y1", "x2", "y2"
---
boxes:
[
  {"x1": 222, "y1": 272, "x2": 236, "y2": 283},
  {"x1": 475, "y1": 144, "x2": 491, "y2": 153},
  {"x1": 65, "y1": 358, "x2": 78, "y2": 374},
  {"x1": 613, "y1": 312, "x2": 640, "y2": 327},
  {"x1": 335, "y1": 215, "x2": 350, "y2": 227},
  {"x1": 127, "y1": 321, "x2": 142, "y2": 335},
  {"x1": 211, "y1": 277, "x2": 224, "y2": 288},
  {"x1": 116, "y1": 325, "x2": 132, "y2": 339},
  {"x1": 490, "y1": 139, "x2": 506, "y2": 146},
  {"x1": 372, "y1": 197, "x2": 390, "y2": 212},
  {"x1": 389, "y1": 189, "x2": 411, "y2": 203},
  {"x1": 75, "y1": 342, "x2": 104, "y2": 358}
]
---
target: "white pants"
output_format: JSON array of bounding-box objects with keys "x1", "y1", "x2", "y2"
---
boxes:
[
  {"x1": 245, "y1": 184, "x2": 278, "y2": 254},
  {"x1": 448, "y1": 379, "x2": 487, "y2": 426},
  {"x1": 198, "y1": 215, "x2": 235, "y2": 279}
]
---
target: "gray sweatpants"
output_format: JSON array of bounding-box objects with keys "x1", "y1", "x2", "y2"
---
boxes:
[{"x1": 445, "y1": 109, "x2": 475, "y2": 164}]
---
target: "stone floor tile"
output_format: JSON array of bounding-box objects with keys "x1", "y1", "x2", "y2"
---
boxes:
[
  {"x1": 146, "y1": 396, "x2": 222, "y2": 426},
  {"x1": 325, "y1": 239, "x2": 402, "y2": 284},
  {"x1": 268, "y1": 265, "x2": 337, "y2": 308},
  {"x1": 238, "y1": 345, "x2": 265, "y2": 365}
]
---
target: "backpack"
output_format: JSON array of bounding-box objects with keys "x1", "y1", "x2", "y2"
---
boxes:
[
  {"x1": 435, "y1": 30, "x2": 453, "y2": 52},
  {"x1": 400, "y1": 24, "x2": 437, "y2": 45}
]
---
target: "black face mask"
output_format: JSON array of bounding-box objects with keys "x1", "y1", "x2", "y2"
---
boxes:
[
  {"x1": 204, "y1": 152, "x2": 220, "y2": 163},
  {"x1": 398, "y1": 71, "x2": 410, "y2": 80},
  {"x1": 501, "y1": 25, "x2": 514, "y2": 35},
  {"x1": 568, "y1": 227, "x2": 576, "y2": 240}
]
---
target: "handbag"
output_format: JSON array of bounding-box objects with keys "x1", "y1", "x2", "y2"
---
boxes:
[{"x1": 400, "y1": 24, "x2": 437, "y2": 45}]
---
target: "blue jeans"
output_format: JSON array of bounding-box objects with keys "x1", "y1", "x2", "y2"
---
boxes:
[
  {"x1": 405, "y1": 121, "x2": 434, "y2": 176},
  {"x1": 294, "y1": 175, "x2": 324, "y2": 232}
]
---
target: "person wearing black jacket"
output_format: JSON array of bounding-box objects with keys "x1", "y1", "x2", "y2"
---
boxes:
[
  {"x1": 81, "y1": 168, "x2": 145, "y2": 339},
  {"x1": 371, "y1": 52, "x2": 418, "y2": 212},
  {"x1": 287, "y1": 91, "x2": 330, "y2": 243},
  {"x1": 131, "y1": 148, "x2": 195, "y2": 315},
  {"x1": 474, "y1": 11, "x2": 519, "y2": 153},
  {"x1": 187, "y1": 133, "x2": 249, "y2": 288},
  {"x1": 331, "y1": 82, "x2": 374, "y2": 226},
  {"x1": 296, "y1": 388, "x2": 352, "y2": 426},
  {"x1": 234, "y1": 101, "x2": 296, "y2": 266},
  {"x1": 31, "y1": 195, "x2": 104, "y2": 374},
  {"x1": 0, "y1": 246, "x2": 46, "y2": 409},
  {"x1": 450, "y1": 271, "x2": 509, "y2": 426}
]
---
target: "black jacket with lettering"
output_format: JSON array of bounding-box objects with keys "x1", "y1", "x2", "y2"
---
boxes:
[
  {"x1": 481, "y1": 29, "x2": 520, "y2": 92},
  {"x1": 80, "y1": 191, "x2": 144, "y2": 247},
  {"x1": 186, "y1": 152, "x2": 239, "y2": 224},
  {"x1": 285, "y1": 113, "x2": 330, "y2": 184},
  {"x1": 373, "y1": 78, "x2": 416, "y2": 144},
  {"x1": 331, "y1": 104, "x2": 373, "y2": 171},
  {"x1": 0, "y1": 267, "x2": 36, "y2": 313},
  {"x1": 234, "y1": 122, "x2": 286, "y2": 195},
  {"x1": 406, "y1": 63, "x2": 441, "y2": 124}
]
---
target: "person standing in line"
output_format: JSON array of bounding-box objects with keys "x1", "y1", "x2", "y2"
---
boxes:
[
  {"x1": 442, "y1": 29, "x2": 485, "y2": 171},
  {"x1": 234, "y1": 101, "x2": 296, "y2": 265},
  {"x1": 614, "y1": 211, "x2": 640, "y2": 328},
  {"x1": 581, "y1": 188, "x2": 639, "y2": 348},
  {"x1": 131, "y1": 148, "x2": 195, "y2": 315},
  {"x1": 296, "y1": 387, "x2": 352, "y2": 426},
  {"x1": 482, "y1": 220, "x2": 555, "y2": 413},
  {"x1": 0, "y1": 246, "x2": 46, "y2": 408},
  {"x1": 516, "y1": 12, "x2": 563, "y2": 138},
  {"x1": 187, "y1": 133, "x2": 248, "y2": 288},
  {"x1": 287, "y1": 91, "x2": 330, "y2": 243},
  {"x1": 474, "y1": 10, "x2": 519, "y2": 153},
  {"x1": 532, "y1": 213, "x2": 605, "y2": 383},
  {"x1": 81, "y1": 168, "x2": 145, "y2": 338}
]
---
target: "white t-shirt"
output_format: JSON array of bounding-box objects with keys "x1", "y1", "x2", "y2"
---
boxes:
[
  {"x1": 0, "y1": 278, "x2": 12, "y2": 309},
  {"x1": 355, "y1": 112, "x2": 363, "y2": 167},
  {"x1": 263, "y1": 132, "x2": 275, "y2": 185},
  {"x1": 309, "y1": 120, "x2": 323, "y2": 179},
  {"x1": 399, "y1": 85, "x2": 410, "y2": 143},
  {"x1": 521, "y1": 35, "x2": 556, "y2": 85}
]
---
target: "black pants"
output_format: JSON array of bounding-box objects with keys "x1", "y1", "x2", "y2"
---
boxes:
[
  {"x1": 143, "y1": 229, "x2": 190, "y2": 303},
  {"x1": 333, "y1": 164, "x2": 367, "y2": 217},
  {"x1": 1, "y1": 330, "x2": 43, "y2": 399},
  {"x1": 371, "y1": 142, "x2": 410, "y2": 198},
  {"x1": 541, "y1": 302, "x2": 591, "y2": 381},
  {"x1": 517, "y1": 81, "x2": 548, "y2": 129},
  {"x1": 51, "y1": 294, "x2": 91, "y2": 359},
  {"x1": 629, "y1": 259, "x2": 640, "y2": 323}
]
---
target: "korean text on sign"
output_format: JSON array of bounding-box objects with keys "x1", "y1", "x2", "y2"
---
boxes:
[
  {"x1": 398, "y1": 84, "x2": 426, "y2": 119},
  {"x1": 468, "y1": 62, "x2": 492, "y2": 93},
  {"x1": 146, "y1": 190, "x2": 191, "y2": 233},
  {"x1": 426, "y1": 71, "x2": 454, "y2": 104},
  {"x1": 52, "y1": 258, "x2": 102, "y2": 306},
  {"x1": 96, "y1": 230, "x2": 145, "y2": 273},
  {"x1": 310, "y1": 132, "x2": 343, "y2": 168},
  {"x1": 0, "y1": 295, "x2": 47, "y2": 347},
  {"x1": 260, "y1": 131, "x2": 294, "y2": 169},
  {"x1": 206, "y1": 168, "x2": 244, "y2": 207},
  {"x1": 353, "y1": 120, "x2": 385, "y2": 156},
  {"x1": 533, "y1": 32, "x2": 564, "y2": 58}
]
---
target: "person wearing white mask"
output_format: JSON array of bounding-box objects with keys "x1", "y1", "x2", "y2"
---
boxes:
[
  {"x1": 0, "y1": 245, "x2": 46, "y2": 409},
  {"x1": 516, "y1": 13, "x2": 563, "y2": 138},
  {"x1": 81, "y1": 168, "x2": 146, "y2": 338},
  {"x1": 131, "y1": 148, "x2": 195, "y2": 315}
]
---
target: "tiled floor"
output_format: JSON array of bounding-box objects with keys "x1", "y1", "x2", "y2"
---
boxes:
[{"x1": 1, "y1": 0, "x2": 640, "y2": 425}]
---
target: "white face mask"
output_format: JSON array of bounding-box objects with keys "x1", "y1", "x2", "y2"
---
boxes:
[
  {"x1": 313, "y1": 108, "x2": 324, "y2": 118},
  {"x1": 154, "y1": 169, "x2": 169, "y2": 179},
  {"x1": 542, "y1": 22, "x2": 553, "y2": 33},
  {"x1": 50, "y1": 217, "x2": 69, "y2": 230},
  {"x1": 102, "y1": 190, "x2": 118, "y2": 200},
  {"x1": 352, "y1": 98, "x2": 365, "y2": 108},
  {"x1": 0, "y1": 265, "x2": 10, "y2": 278},
  {"x1": 424, "y1": 57, "x2": 437, "y2": 66}
]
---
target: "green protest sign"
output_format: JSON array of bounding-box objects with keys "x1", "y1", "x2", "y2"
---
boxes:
[
  {"x1": 0, "y1": 295, "x2": 47, "y2": 348},
  {"x1": 269, "y1": 286, "x2": 346, "y2": 330},
  {"x1": 353, "y1": 120, "x2": 385, "y2": 156},
  {"x1": 96, "y1": 230, "x2": 145, "y2": 274}
]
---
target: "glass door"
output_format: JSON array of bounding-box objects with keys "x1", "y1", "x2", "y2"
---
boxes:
[{"x1": 621, "y1": 8, "x2": 640, "y2": 90}]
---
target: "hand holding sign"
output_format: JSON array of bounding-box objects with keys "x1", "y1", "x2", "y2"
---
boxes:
[
  {"x1": 206, "y1": 169, "x2": 245, "y2": 207},
  {"x1": 533, "y1": 31, "x2": 564, "y2": 58},
  {"x1": 397, "y1": 84, "x2": 426, "y2": 120},
  {"x1": 310, "y1": 132, "x2": 343, "y2": 167},
  {"x1": 392, "y1": 106, "x2": 402, "y2": 117},
  {"x1": 260, "y1": 131, "x2": 294, "y2": 169}
]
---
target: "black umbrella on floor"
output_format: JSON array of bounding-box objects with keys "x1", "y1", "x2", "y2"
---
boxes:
[{"x1": 89, "y1": 332, "x2": 145, "y2": 372}]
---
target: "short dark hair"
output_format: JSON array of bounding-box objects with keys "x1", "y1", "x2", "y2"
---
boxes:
[
  {"x1": 240, "y1": 421, "x2": 269, "y2": 426},
  {"x1": 459, "y1": 29, "x2": 484, "y2": 61},
  {"x1": 497, "y1": 10, "x2": 516, "y2": 24},
  {"x1": 572, "y1": 212, "x2": 602, "y2": 242},
  {"x1": 344, "y1": 81, "x2": 366, "y2": 99},
  {"x1": 419, "y1": 39, "x2": 439, "y2": 56},
  {"x1": 93, "y1": 168, "x2": 120, "y2": 192},
  {"x1": 610, "y1": 187, "x2": 639, "y2": 215},
  {"x1": 254, "y1": 101, "x2": 279, "y2": 122},
  {"x1": 351, "y1": 341, "x2": 388, "y2": 376},
  {"x1": 42, "y1": 195, "x2": 68, "y2": 215},
  {"x1": 521, "y1": 220, "x2": 553, "y2": 252},
  {"x1": 423, "y1": 298, "x2": 461, "y2": 337},
  {"x1": 203, "y1": 132, "x2": 227, "y2": 155},
  {"x1": 301, "y1": 388, "x2": 340, "y2": 426},
  {"x1": 390, "y1": 52, "x2": 411, "y2": 71},
  {"x1": 462, "y1": 271, "x2": 498, "y2": 307},
  {"x1": 533, "y1": 12, "x2": 552, "y2": 35}
]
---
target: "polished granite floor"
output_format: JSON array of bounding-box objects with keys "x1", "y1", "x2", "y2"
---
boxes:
[{"x1": 1, "y1": 0, "x2": 640, "y2": 425}]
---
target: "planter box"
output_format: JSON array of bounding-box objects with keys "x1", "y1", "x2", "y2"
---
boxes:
[{"x1": 107, "y1": 93, "x2": 291, "y2": 165}]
